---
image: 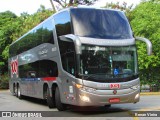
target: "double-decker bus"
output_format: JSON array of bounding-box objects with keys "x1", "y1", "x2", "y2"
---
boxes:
[{"x1": 9, "y1": 7, "x2": 152, "y2": 111}]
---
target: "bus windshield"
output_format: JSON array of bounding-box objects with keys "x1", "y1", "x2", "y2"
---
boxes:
[
  {"x1": 71, "y1": 8, "x2": 133, "y2": 39},
  {"x1": 79, "y1": 45, "x2": 138, "y2": 82}
]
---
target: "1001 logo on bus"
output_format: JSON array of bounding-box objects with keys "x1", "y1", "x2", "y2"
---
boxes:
[{"x1": 10, "y1": 57, "x2": 18, "y2": 78}]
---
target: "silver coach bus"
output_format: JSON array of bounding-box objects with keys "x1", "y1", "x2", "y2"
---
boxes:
[{"x1": 9, "y1": 7, "x2": 152, "y2": 111}]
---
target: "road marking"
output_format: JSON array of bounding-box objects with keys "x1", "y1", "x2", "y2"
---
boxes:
[
  {"x1": 127, "y1": 111, "x2": 139, "y2": 120},
  {"x1": 133, "y1": 117, "x2": 139, "y2": 120}
]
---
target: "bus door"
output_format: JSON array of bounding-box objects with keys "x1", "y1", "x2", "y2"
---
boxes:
[{"x1": 60, "y1": 51, "x2": 77, "y2": 104}]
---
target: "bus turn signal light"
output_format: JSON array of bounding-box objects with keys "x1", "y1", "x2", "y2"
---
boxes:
[{"x1": 75, "y1": 84, "x2": 83, "y2": 89}]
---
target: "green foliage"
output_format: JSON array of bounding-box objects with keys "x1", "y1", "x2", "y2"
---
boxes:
[
  {"x1": 53, "y1": 0, "x2": 97, "y2": 7},
  {"x1": 50, "y1": 0, "x2": 98, "y2": 10},
  {"x1": 0, "y1": 73, "x2": 9, "y2": 89},
  {"x1": 130, "y1": 1, "x2": 160, "y2": 67},
  {"x1": 103, "y1": 2, "x2": 133, "y2": 14},
  {"x1": 129, "y1": 1, "x2": 160, "y2": 85},
  {"x1": 0, "y1": 6, "x2": 54, "y2": 88},
  {"x1": 0, "y1": 11, "x2": 19, "y2": 74},
  {"x1": 17, "y1": 5, "x2": 54, "y2": 38},
  {"x1": 0, "y1": 5, "x2": 54, "y2": 77}
]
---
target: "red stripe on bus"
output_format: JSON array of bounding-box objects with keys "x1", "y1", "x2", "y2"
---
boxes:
[{"x1": 42, "y1": 77, "x2": 56, "y2": 81}]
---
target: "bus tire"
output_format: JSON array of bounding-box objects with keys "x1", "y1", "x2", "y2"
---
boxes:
[
  {"x1": 55, "y1": 87, "x2": 66, "y2": 111},
  {"x1": 105, "y1": 104, "x2": 111, "y2": 108},
  {"x1": 17, "y1": 85, "x2": 22, "y2": 99},
  {"x1": 46, "y1": 87, "x2": 55, "y2": 108},
  {"x1": 13, "y1": 84, "x2": 17, "y2": 96}
]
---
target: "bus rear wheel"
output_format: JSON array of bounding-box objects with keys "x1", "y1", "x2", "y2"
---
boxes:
[
  {"x1": 55, "y1": 87, "x2": 66, "y2": 111},
  {"x1": 46, "y1": 87, "x2": 55, "y2": 108},
  {"x1": 17, "y1": 84, "x2": 23, "y2": 99},
  {"x1": 13, "y1": 84, "x2": 17, "y2": 96}
]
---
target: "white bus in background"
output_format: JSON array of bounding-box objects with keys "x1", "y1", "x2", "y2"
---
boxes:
[{"x1": 9, "y1": 7, "x2": 152, "y2": 111}]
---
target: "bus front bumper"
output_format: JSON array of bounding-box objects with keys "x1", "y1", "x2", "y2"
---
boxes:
[{"x1": 76, "y1": 88, "x2": 140, "y2": 106}]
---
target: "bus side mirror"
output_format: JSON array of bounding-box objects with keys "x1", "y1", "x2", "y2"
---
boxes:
[
  {"x1": 59, "y1": 34, "x2": 82, "y2": 54},
  {"x1": 135, "y1": 37, "x2": 152, "y2": 56}
]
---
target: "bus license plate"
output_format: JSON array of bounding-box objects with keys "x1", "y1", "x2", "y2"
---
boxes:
[{"x1": 109, "y1": 98, "x2": 120, "y2": 103}]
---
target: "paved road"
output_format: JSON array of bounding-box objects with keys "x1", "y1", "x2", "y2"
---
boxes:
[{"x1": 0, "y1": 90, "x2": 160, "y2": 120}]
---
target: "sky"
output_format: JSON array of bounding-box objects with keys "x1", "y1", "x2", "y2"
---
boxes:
[{"x1": 0, "y1": 0, "x2": 142, "y2": 16}]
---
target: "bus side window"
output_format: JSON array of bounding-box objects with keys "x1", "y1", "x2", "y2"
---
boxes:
[
  {"x1": 42, "y1": 19, "x2": 54, "y2": 44},
  {"x1": 27, "y1": 71, "x2": 36, "y2": 78},
  {"x1": 19, "y1": 60, "x2": 58, "y2": 78},
  {"x1": 59, "y1": 40, "x2": 76, "y2": 76},
  {"x1": 39, "y1": 60, "x2": 58, "y2": 77},
  {"x1": 61, "y1": 51, "x2": 76, "y2": 75},
  {"x1": 54, "y1": 11, "x2": 72, "y2": 37},
  {"x1": 54, "y1": 11, "x2": 76, "y2": 76}
]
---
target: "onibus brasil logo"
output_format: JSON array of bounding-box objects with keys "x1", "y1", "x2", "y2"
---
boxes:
[{"x1": 10, "y1": 56, "x2": 18, "y2": 78}]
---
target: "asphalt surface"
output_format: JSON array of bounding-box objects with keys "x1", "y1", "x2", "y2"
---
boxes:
[{"x1": 0, "y1": 90, "x2": 160, "y2": 120}]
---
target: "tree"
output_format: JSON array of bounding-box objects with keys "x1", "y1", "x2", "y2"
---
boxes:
[
  {"x1": 0, "y1": 11, "x2": 19, "y2": 74},
  {"x1": 104, "y1": 2, "x2": 133, "y2": 12},
  {"x1": 129, "y1": 0, "x2": 160, "y2": 86},
  {"x1": 50, "y1": 0, "x2": 98, "y2": 10},
  {"x1": 0, "y1": 6, "x2": 54, "y2": 89},
  {"x1": 103, "y1": 1, "x2": 135, "y2": 22},
  {"x1": 0, "y1": 5, "x2": 54, "y2": 74},
  {"x1": 130, "y1": 1, "x2": 160, "y2": 68}
]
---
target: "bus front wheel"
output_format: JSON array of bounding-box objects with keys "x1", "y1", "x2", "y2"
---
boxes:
[{"x1": 55, "y1": 87, "x2": 66, "y2": 111}]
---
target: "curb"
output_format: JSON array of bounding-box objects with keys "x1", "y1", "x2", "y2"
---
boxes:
[
  {"x1": 0, "y1": 89, "x2": 9, "y2": 91},
  {"x1": 140, "y1": 92, "x2": 160, "y2": 96}
]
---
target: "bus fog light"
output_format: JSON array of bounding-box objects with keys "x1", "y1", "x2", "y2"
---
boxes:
[
  {"x1": 135, "y1": 93, "x2": 140, "y2": 100},
  {"x1": 79, "y1": 95, "x2": 90, "y2": 102}
]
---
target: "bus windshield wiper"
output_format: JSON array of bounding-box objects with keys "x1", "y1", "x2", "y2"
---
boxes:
[
  {"x1": 81, "y1": 72, "x2": 135, "y2": 80},
  {"x1": 82, "y1": 73, "x2": 113, "y2": 80},
  {"x1": 114, "y1": 73, "x2": 134, "y2": 78}
]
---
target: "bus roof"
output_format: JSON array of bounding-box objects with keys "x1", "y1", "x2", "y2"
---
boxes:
[{"x1": 10, "y1": 7, "x2": 123, "y2": 46}]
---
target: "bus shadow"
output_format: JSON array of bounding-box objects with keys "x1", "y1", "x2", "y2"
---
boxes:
[
  {"x1": 21, "y1": 95, "x2": 48, "y2": 107},
  {"x1": 64, "y1": 106, "x2": 131, "y2": 117},
  {"x1": 19, "y1": 96, "x2": 131, "y2": 117}
]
